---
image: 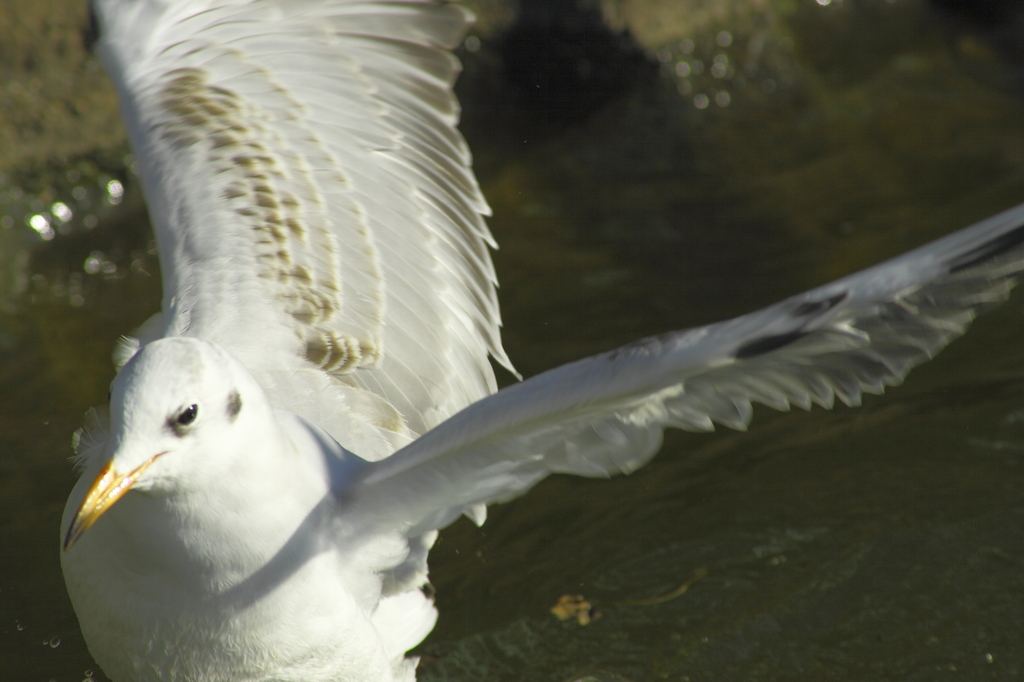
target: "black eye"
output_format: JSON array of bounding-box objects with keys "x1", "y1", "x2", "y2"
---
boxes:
[{"x1": 176, "y1": 404, "x2": 198, "y2": 426}]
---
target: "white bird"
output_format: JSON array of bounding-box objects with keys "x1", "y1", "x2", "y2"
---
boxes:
[{"x1": 61, "y1": 0, "x2": 1024, "y2": 681}]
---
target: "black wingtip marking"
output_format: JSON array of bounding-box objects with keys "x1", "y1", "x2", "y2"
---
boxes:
[
  {"x1": 227, "y1": 391, "x2": 242, "y2": 421},
  {"x1": 948, "y1": 223, "x2": 1024, "y2": 273},
  {"x1": 734, "y1": 330, "x2": 810, "y2": 359},
  {"x1": 792, "y1": 291, "x2": 848, "y2": 317}
]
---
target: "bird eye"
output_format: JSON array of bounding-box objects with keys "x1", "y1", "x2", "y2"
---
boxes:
[{"x1": 176, "y1": 404, "x2": 198, "y2": 426}]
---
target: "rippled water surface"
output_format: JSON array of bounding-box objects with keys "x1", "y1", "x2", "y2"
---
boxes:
[{"x1": 3, "y1": 1, "x2": 1024, "y2": 680}]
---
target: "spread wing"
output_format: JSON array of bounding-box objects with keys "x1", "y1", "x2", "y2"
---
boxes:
[
  {"x1": 92, "y1": 0, "x2": 512, "y2": 439},
  {"x1": 347, "y1": 201, "x2": 1024, "y2": 540}
]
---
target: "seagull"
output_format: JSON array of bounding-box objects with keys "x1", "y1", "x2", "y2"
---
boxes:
[{"x1": 61, "y1": 1, "x2": 1024, "y2": 681}]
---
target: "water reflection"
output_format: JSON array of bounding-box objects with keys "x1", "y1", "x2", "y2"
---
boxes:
[{"x1": 2, "y1": 0, "x2": 1024, "y2": 680}]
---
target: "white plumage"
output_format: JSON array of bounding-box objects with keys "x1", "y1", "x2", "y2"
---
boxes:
[
  {"x1": 61, "y1": 1, "x2": 1024, "y2": 681},
  {"x1": 96, "y1": 0, "x2": 512, "y2": 458}
]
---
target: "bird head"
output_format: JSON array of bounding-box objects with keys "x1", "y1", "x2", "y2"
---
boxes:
[{"x1": 62, "y1": 337, "x2": 269, "y2": 551}]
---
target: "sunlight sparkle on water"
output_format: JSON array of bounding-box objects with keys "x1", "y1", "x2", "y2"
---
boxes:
[
  {"x1": 84, "y1": 251, "x2": 103, "y2": 274},
  {"x1": 51, "y1": 201, "x2": 73, "y2": 223},
  {"x1": 29, "y1": 214, "x2": 55, "y2": 240},
  {"x1": 107, "y1": 179, "x2": 124, "y2": 205}
]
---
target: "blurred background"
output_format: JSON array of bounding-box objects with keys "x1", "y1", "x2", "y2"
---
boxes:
[{"x1": 2, "y1": 0, "x2": 1024, "y2": 680}]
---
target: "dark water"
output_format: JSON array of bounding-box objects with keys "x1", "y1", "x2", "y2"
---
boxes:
[{"x1": 3, "y1": 1, "x2": 1024, "y2": 680}]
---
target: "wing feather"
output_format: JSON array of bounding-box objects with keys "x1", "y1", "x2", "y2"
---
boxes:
[
  {"x1": 93, "y1": 0, "x2": 512, "y2": 451},
  {"x1": 347, "y1": 201, "x2": 1024, "y2": 542}
]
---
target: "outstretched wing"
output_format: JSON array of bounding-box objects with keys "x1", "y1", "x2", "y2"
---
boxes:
[
  {"x1": 92, "y1": 0, "x2": 512, "y2": 439},
  {"x1": 347, "y1": 200, "x2": 1024, "y2": 540}
]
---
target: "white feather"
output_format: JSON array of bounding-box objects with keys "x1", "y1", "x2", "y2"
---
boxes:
[
  {"x1": 93, "y1": 0, "x2": 514, "y2": 456},
  {"x1": 346, "y1": 201, "x2": 1024, "y2": 541}
]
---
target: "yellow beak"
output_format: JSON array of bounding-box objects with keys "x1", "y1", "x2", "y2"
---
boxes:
[{"x1": 63, "y1": 454, "x2": 164, "y2": 551}]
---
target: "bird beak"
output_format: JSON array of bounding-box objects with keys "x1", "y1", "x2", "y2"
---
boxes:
[{"x1": 63, "y1": 454, "x2": 164, "y2": 551}]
